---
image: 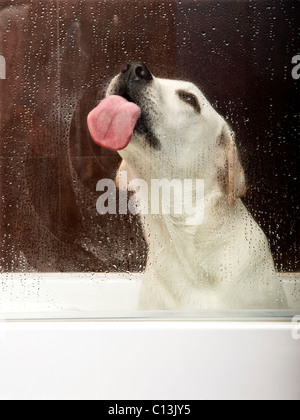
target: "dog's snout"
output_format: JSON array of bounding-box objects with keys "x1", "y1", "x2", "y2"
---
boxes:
[{"x1": 121, "y1": 62, "x2": 153, "y2": 82}]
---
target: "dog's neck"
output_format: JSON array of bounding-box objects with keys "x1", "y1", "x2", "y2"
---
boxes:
[{"x1": 121, "y1": 157, "x2": 231, "y2": 233}]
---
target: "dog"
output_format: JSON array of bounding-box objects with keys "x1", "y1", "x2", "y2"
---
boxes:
[{"x1": 94, "y1": 62, "x2": 288, "y2": 310}]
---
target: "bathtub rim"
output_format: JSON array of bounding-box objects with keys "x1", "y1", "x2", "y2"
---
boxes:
[{"x1": 0, "y1": 272, "x2": 299, "y2": 321}]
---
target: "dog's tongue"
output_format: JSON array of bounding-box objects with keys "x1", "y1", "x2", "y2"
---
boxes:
[{"x1": 87, "y1": 95, "x2": 141, "y2": 151}]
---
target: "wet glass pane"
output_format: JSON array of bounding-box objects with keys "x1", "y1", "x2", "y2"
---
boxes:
[{"x1": 0, "y1": 0, "x2": 299, "y2": 315}]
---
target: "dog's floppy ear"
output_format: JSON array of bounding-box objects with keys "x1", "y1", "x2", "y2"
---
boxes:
[{"x1": 216, "y1": 124, "x2": 247, "y2": 206}]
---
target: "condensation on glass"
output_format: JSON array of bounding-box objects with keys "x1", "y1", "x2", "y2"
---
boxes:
[{"x1": 0, "y1": 0, "x2": 299, "y2": 314}]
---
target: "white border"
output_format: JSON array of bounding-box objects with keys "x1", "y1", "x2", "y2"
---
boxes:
[{"x1": 0, "y1": 321, "x2": 299, "y2": 400}]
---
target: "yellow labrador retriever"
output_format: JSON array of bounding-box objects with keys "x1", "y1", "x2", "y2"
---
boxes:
[{"x1": 88, "y1": 62, "x2": 287, "y2": 310}]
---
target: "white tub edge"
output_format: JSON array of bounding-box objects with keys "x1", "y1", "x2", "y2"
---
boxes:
[{"x1": 0, "y1": 272, "x2": 299, "y2": 317}]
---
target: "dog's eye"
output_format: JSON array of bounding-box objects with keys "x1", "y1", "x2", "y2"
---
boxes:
[{"x1": 177, "y1": 90, "x2": 201, "y2": 114}]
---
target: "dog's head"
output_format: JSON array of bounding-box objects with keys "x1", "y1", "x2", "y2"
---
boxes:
[{"x1": 106, "y1": 62, "x2": 246, "y2": 205}]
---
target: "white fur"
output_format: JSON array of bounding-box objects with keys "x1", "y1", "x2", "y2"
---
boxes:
[{"x1": 108, "y1": 75, "x2": 288, "y2": 310}]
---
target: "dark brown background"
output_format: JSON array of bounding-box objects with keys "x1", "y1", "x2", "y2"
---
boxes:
[{"x1": 0, "y1": 0, "x2": 299, "y2": 273}]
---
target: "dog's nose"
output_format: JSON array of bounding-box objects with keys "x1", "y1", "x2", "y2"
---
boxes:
[{"x1": 121, "y1": 62, "x2": 153, "y2": 82}]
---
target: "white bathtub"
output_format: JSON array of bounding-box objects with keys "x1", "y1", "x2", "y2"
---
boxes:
[
  {"x1": 0, "y1": 272, "x2": 299, "y2": 318},
  {"x1": 0, "y1": 273, "x2": 299, "y2": 400}
]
